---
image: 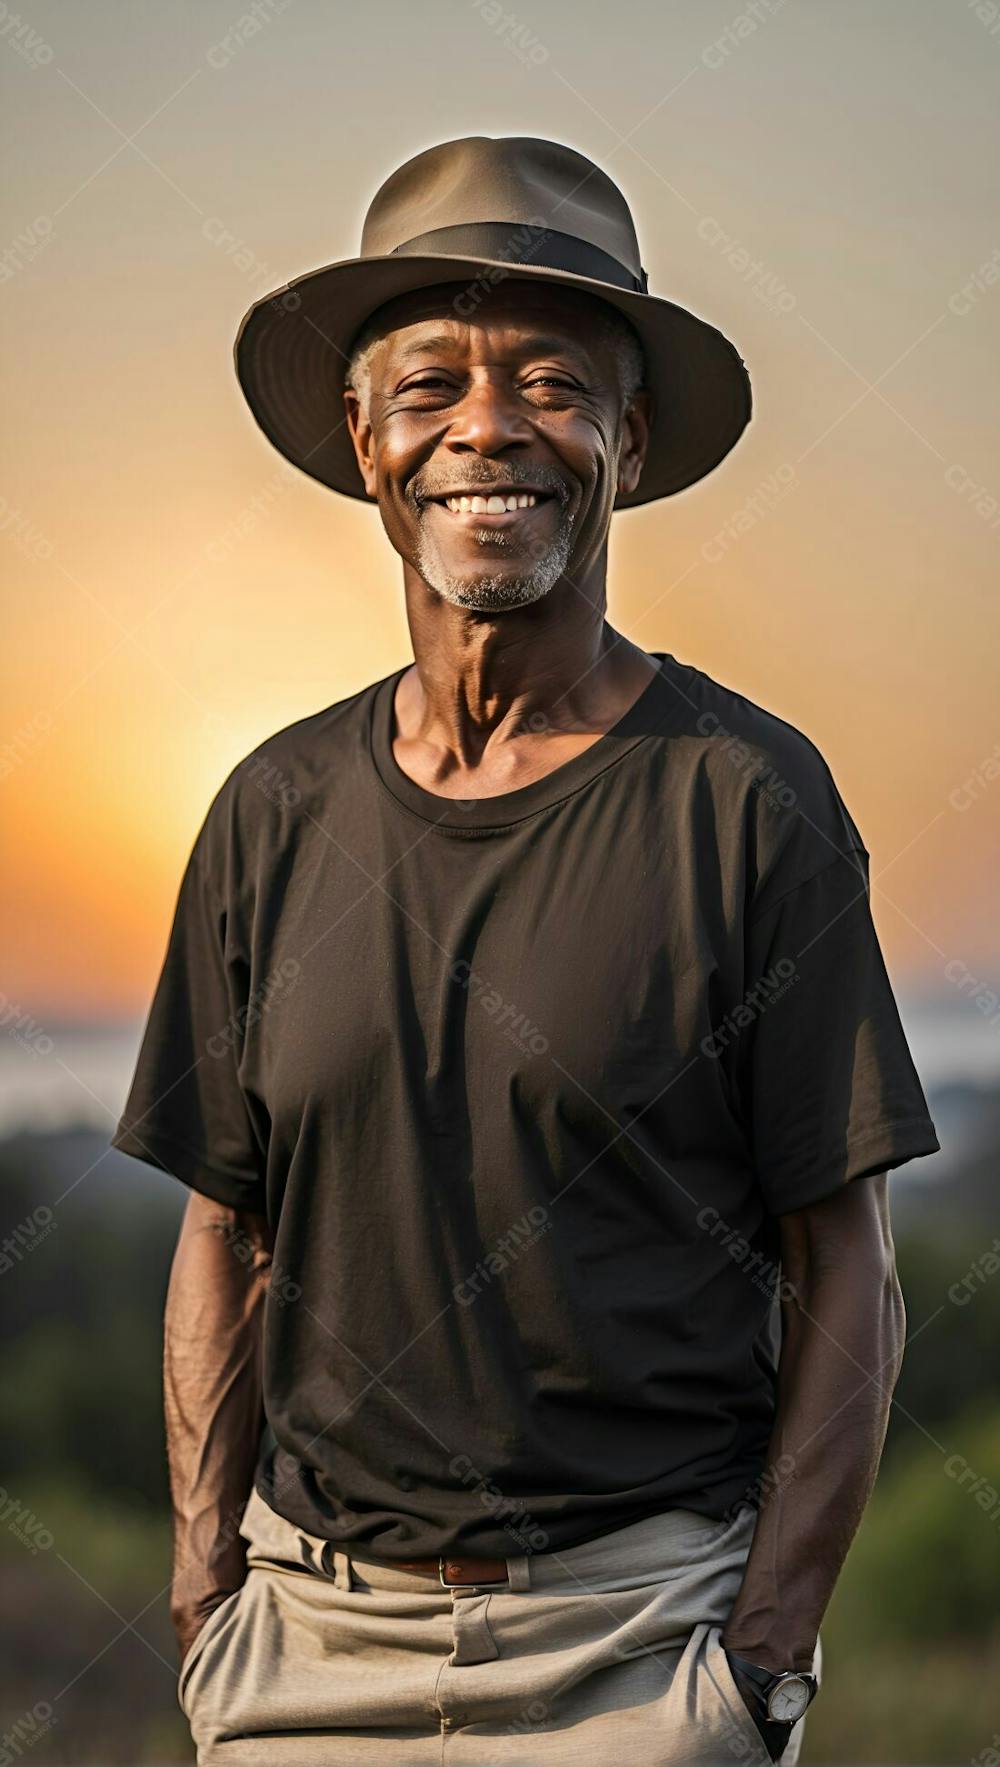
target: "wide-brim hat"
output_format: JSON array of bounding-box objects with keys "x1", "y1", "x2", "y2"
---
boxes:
[{"x1": 234, "y1": 135, "x2": 752, "y2": 510}]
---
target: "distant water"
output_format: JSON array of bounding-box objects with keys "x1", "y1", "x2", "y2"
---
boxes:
[
  {"x1": 0, "y1": 1019, "x2": 145, "y2": 1138},
  {"x1": 897, "y1": 993, "x2": 999, "y2": 1091},
  {"x1": 0, "y1": 993, "x2": 995, "y2": 1138}
]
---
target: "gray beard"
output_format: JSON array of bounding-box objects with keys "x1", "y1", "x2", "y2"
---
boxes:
[{"x1": 413, "y1": 509, "x2": 576, "y2": 611}]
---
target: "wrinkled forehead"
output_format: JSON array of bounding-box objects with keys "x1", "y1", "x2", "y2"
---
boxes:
[{"x1": 358, "y1": 277, "x2": 617, "y2": 364}]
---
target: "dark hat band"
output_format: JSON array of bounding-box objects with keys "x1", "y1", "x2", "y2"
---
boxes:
[{"x1": 390, "y1": 222, "x2": 648, "y2": 295}]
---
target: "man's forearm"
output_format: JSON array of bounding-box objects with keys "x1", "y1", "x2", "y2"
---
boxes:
[
  {"x1": 722, "y1": 1173, "x2": 905, "y2": 1671},
  {"x1": 164, "y1": 1191, "x2": 272, "y2": 1661}
]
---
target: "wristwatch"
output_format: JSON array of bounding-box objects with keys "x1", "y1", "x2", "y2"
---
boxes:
[{"x1": 725, "y1": 1649, "x2": 818, "y2": 1725}]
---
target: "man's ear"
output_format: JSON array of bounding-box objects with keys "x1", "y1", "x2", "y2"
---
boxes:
[
  {"x1": 343, "y1": 388, "x2": 379, "y2": 500},
  {"x1": 616, "y1": 388, "x2": 654, "y2": 499}
]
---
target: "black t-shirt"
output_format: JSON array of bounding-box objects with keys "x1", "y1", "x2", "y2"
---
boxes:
[{"x1": 111, "y1": 653, "x2": 939, "y2": 1558}]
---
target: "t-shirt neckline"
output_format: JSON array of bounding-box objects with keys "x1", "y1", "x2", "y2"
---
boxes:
[{"x1": 369, "y1": 651, "x2": 695, "y2": 831}]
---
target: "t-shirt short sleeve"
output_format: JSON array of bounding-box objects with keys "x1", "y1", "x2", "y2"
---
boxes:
[
  {"x1": 110, "y1": 803, "x2": 269, "y2": 1214},
  {"x1": 737, "y1": 845, "x2": 940, "y2": 1215}
]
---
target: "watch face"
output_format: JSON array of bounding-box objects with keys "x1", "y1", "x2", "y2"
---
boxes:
[{"x1": 767, "y1": 1675, "x2": 811, "y2": 1722}]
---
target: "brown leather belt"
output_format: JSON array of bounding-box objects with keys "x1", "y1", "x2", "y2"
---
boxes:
[{"x1": 389, "y1": 1554, "x2": 511, "y2": 1587}]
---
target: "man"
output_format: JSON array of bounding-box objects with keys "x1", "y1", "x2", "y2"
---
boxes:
[{"x1": 111, "y1": 136, "x2": 939, "y2": 1765}]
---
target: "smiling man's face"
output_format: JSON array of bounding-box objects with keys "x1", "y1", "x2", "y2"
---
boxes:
[{"x1": 343, "y1": 280, "x2": 652, "y2": 612}]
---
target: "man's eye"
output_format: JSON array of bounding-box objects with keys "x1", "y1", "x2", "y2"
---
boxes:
[{"x1": 397, "y1": 374, "x2": 579, "y2": 397}]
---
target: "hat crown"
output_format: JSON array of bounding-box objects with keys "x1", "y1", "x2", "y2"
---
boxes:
[{"x1": 360, "y1": 135, "x2": 643, "y2": 282}]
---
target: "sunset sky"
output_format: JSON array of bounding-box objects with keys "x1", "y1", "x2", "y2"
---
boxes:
[{"x1": 4, "y1": 0, "x2": 999, "y2": 1034}]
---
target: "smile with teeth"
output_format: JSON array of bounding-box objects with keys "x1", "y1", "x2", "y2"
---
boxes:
[{"x1": 434, "y1": 492, "x2": 547, "y2": 514}]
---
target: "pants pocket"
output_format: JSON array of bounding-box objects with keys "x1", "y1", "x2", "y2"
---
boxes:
[
  {"x1": 177, "y1": 1588, "x2": 242, "y2": 1718},
  {"x1": 703, "y1": 1624, "x2": 822, "y2": 1767},
  {"x1": 701, "y1": 1623, "x2": 772, "y2": 1764}
]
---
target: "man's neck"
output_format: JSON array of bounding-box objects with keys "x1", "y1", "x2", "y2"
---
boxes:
[{"x1": 392, "y1": 582, "x2": 662, "y2": 796}]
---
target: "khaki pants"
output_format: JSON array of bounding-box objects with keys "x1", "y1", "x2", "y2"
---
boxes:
[{"x1": 179, "y1": 1486, "x2": 820, "y2": 1765}]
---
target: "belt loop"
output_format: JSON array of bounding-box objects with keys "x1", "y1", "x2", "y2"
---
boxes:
[
  {"x1": 329, "y1": 1548, "x2": 354, "y2": 1590},
  {"x1": 506, "y1": 1553, "x2": 531, "y2": 1592}
]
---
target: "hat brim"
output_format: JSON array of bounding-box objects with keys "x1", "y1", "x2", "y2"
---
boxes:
[{"x1": 234, "y1": 253, "x2": 752, "y2": 509}]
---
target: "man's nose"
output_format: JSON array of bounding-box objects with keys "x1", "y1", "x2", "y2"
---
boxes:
[{"x1": 443, "y1": 376, "x2": 534, "y2": 455}]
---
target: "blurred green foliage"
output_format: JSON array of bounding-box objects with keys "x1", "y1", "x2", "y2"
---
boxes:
[
  {"x1": 833, "y1": 1411, "x2": 1000, "y2": 1647},
  {"x1": 807, "y1": 1409, "x2": 1000, "y2": 1760},
  {"x1": 887, "y1": 1227, "x2": 1000, "y2": 1462}
]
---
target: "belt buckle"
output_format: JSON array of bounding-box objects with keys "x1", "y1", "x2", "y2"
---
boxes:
[{"x1": 438, "y1": 1557, "x2": 509, "y2": 1591}]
